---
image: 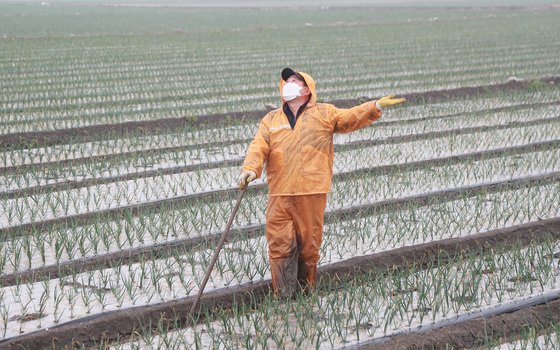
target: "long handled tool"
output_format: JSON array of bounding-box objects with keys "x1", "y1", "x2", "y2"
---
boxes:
[{"x1": 188, "y1": 185, "x2": 248, "y2": 321}]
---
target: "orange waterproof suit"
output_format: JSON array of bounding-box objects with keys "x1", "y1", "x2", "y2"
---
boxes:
[{"x1": 242, "y1": 71, "x2": 382, "y2": 296}]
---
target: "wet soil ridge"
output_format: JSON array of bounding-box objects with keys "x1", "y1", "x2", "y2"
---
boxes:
[
  {"x1": 1, "y1": 217, "x2": 558, "y2": 349},
  {"x1": 358, "y1": 298, "x2": 560, "y2": 350},
  {"x1": 1, "y1": 76, "x2": 558, "y2": 149}
]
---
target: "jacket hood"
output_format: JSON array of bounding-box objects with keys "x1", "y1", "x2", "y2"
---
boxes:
[{"x1": 279, "y1": 70, "x2": 317, "y2": 107}]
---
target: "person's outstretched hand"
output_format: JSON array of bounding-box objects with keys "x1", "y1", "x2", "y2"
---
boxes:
[
  {"x1": 237, "y1": 170, "x2": 256, "y2": 189},
  {"x1": 377, "y1": 95, "x2": 406, "y2": 108}
]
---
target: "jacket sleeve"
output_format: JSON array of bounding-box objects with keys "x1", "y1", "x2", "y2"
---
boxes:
[
  {"x1": 333, "y1": 100, "x2": 382, "y2": 134},
  {"x1": 242, "y1": 116, "x2": 270, "y2": 178}
]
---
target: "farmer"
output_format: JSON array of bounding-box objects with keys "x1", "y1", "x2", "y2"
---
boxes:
[{"x1": 238, "y1": 68, "x2": 405, "y2": 297}]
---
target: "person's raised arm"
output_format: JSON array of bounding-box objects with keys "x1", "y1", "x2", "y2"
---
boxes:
[{"x1": 333, "y1": 95, "x2": 405, "y2": 133}]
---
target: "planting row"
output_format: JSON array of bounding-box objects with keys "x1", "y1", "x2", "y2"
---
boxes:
[
  {"x1": 1, "y1": 129, "x2": 558, "y2": 232},
  {"x1": 2, "y1": 11, "x2": 558, "y2": 131},
  {"x1": 106, "y1": 236, "x2": 560, "y2": 349},
  {"x1": 3, "y1": 94, "x2": 558, "y2": 167},
  {"x1": 1, "y1": 166, "x2": 557, "y2": 289},
  {"x1": 3, "y1": 123, "x2": 559, "y2": 205},
  {"x1": 3, "y1": 34, "x2": 552, "y2": 101},
  {"x1": 3, "y1": 4, "x2": 547, "y2": 39},
  {"x1": 1, "y1": 101, "x2": 558, "y2": 189},
  {"x1": 0, "y1": 91, "x2": 554, "y2": 171},
  {"x1": 0, "y1": 180, "x2": 558, "y2": 340},
  {"x1": 4, "y1": 86, "x2": 556, "y2": 150}
]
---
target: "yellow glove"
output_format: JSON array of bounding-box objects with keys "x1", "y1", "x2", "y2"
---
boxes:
[
  {"x1": 237, "y1": 170, "x2": 256, "y2": 189},
  {"x1": 377, "y1": 95, "x2": 406, "y2": 108}
]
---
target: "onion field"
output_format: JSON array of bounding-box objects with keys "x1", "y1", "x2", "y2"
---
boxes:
[{"x1": 1, "y1": 1, "x2": 559, "y2": 349}]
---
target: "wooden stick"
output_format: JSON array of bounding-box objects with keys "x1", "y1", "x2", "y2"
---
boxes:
[{"x1": 187, "y1": 185, "x2": 248, "y2": 321}]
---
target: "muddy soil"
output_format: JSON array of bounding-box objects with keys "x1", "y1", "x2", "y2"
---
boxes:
[
  {"x1": 1, "y1": 217, "x2": 559, "y2": 349},
  {"x1": 361, "y1": 298, "x2": 560, "y2": 349}
]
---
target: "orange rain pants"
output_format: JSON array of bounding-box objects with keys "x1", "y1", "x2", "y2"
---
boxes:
[{"x1": 266, "y1": 193, "x2": 327, "y2": 297}]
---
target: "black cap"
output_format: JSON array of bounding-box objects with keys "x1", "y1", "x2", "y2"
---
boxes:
[{"x1": 281, "y1": 67, "x2": 305, "y2": 82}]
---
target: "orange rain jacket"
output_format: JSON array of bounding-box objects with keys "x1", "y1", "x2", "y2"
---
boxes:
[{"x1": 242, "y1": 71, "x2": 382, "y2": 196}]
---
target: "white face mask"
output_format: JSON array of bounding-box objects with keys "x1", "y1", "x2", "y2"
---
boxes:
[{"x1": 282, "y1": 82, "x2": 303, "y2": 101}]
